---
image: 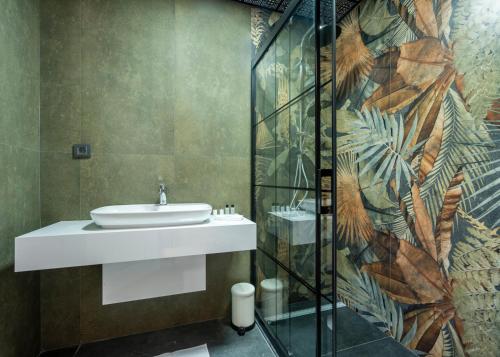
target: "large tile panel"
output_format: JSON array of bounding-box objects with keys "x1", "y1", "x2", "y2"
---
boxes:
[
  {"x1": 40, "y1": 268, "x2": 81, "y2": 350},
  {"x1": 40, "y1": 152, "x2": 80, "y2": 226},
  {"x1": 40, "y1": 0, "x2": 82, "y2": 86},
  {"x1": 80, "y1": 0, "x2": 175, "y2": 155},
  {"x1": 79, "y1": 153, "x2": 175, "y2": 218}
]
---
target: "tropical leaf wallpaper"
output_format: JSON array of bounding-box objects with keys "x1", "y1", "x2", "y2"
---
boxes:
[{"x1": 335, "y1": 0, "x2": 499, "y2": 356}]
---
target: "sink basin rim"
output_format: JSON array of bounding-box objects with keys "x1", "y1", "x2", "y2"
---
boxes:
[
  {"x1": 90, "y1": 203, "x2": 213, "y2": 229},
  {"x1": 90, "y1": 203, "x2": 212, "y2": 215}
]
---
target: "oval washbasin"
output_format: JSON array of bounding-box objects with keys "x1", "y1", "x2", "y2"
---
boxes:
[{"x1": 90, "y1": 203, "x2": 213, "y2": 229}]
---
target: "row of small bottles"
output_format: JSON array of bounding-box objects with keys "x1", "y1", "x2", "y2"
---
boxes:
[
  {"x1": 212, "y1": 204, "x2": 236, "y2": 215},
  {"x1": 271, "y1": 204, "x2": 292, "y2": 212}
]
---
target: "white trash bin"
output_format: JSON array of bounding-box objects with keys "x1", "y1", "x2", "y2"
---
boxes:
[
  {"x1": 260, "y1": 278, "x2": 284, "y2": 322},
  {"x1": 231, "y1": 282, "x2": 255, "y2": 336}
]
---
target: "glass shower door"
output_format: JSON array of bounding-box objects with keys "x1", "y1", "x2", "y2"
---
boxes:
[{"x1": 252, "y1": 0, "x2": 334, "y2": 356}]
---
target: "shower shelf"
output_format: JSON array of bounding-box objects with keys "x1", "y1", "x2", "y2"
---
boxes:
[{"x1": 15, "y1": 218, "x2": 256, "y2": 304}]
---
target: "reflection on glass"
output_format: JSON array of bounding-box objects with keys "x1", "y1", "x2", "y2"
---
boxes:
[
  {"x1": 276, "y1": 107, "x2": 290, "y2": 187},
  {"x1": 275, "y1": 188, "x2": 316, "y2": 286},
  {"x1": 255, "y1": 116, "x2": 275, "y2": 186},
  {"x1": 288, "y1": 274, "x2": 316, "y2": 357},
  {"x1": 253, "y1": 1, "x2": 330, "y2": 356},
  {"x1": 255, "y1": 187, "x2": 277, "y2": 257},
  {"x1": 276, "y1": 20, "x2": 290, "y2": 109},
  {"x1": 321, "y1": 299, "x2": 334, "y2": 356},
  {"x1": 255, "y1": 251, "x2": 278, "y2": 336},
  {"x1": 256, "y1": 250, "x2": 318, "y2": 357},
  {"x1": 290, "y1": 90, "x2": 315, "y2": 189},
  {"x1": 320, "y1": 82, "x2": 333, "y2": 170},
  {"x1": 321, "y1": 213, "x2": 333, "y2": 298},
  {"x1": 290, "y1": 3, "x2": 315, "y2": 99},
  {"x1": 255, "y1": 44, "x2": 276, "y2": 120}
]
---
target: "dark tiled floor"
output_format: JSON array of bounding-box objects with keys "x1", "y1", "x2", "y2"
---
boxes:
[
  {"x1": 39, "y1": 319, "x2": 275, "y2": 357},
  {"x1": 40, "y1": 309, "x2": 416, "y2": 357},
  {"x1": 336, "y1": 307, "x2": 415, "y2": 356},
  {"x1": 336, "y1": 307, "x2": 386, "y2": 350},
  {"x1": 337, "y1": 337, "x2": 417, "y2": 357},
  {"x1": 266, "y1": 306, "x2": 415, "y2": 357}
]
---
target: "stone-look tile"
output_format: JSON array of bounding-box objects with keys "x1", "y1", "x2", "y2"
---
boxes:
[
  {"x1": 79, "y1": 154, "x2": 175, "y2": 219},
  {"x1": 0, "y1": 75, "x2": 40, "y2": 150},
  {"x1": 41, "y1": 83, "x2": 82, "y2": 153},
  {"x1": 41, "y1": 268, "x2": 81, "y2": 350},
  {"x1": 0, "y1": 269, "x2": 40, "y2": 357},
  {"x1": 80, "y1": 0, "x2": 175, "y2": 155},
  {"x1": 0, "y1": 0, "x2": 40, "y2": 85},
  {"x1": 337, "y1": 337, "x2": 416, "y2": 357},
  {"x1": 80, "y1": 92, "x2": 175, "y2": 156},
  {"x1": 336, "y1": 307, "x2": 386, "y2": 351},
  {"x1": 76, "y1": 319, "x2": 274, "y2": 357},
  {"x1": 0, "y1": 147, "x2": 41, "y2": 261},
  {"x1": 0, "y1": 2, "x2": 41, "y2": 356},
  {"x1": 39, "y1": 0, "x2": 252, "y2": 349},
  {"x1": 78, "y1": 251, "x2": 249, "y2": 343},
  {"x1": 0, "y1": 147, "x2": 41, "y2": 357},
  {"x1": 79, "y1": 265, "x2": 204, "y2": 343},
  {"x1": 40, "y1": 0, "x2": 82, "y2": 86},
  {"x1": 173, "y1": 154, "x2": 222, "y2": 206},
  {"x1": 8, "y1": 147, "x2": 41, "y2": 237},
  {"x1": 0, "y1": 1, "x2": 40, "y2": 148},
  {"x1": 217, "y1": 156, "x2": 251, "y2": 217},
  {"x1": 173, "y1": 155, "x2": 250, "y2": 217},
  {"x1": 41, "y1": 152, "x2": 81, "y2": 226},
  {"x1": 174, "y1": 0, "x2": 251, "y2": 159}
]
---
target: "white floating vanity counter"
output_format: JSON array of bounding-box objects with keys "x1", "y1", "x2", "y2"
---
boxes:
[
  {"x1": 16, "y1": 217, "x2": 256, "y2": 304},
  {"x1": 15, "y1": 217, "x2": 256, "y2": 272}
]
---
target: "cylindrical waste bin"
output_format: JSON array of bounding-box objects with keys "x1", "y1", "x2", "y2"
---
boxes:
[
  {"x1": 260, "y1": 278, "x2": 284, "y2": 322},
  {"x1": 231, "y1": 282, "x2": 255, "y2": 336}
]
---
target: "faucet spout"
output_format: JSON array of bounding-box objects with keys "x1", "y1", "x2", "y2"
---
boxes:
[{"x1": 159, "y1": 183, "x2": 167, "y2": 205}]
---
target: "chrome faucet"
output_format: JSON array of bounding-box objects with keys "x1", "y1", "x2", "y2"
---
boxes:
[{"x1": 159, "y1": 183, "x2": 167, "y2": 205}]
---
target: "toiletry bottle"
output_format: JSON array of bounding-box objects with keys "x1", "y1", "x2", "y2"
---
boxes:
[
  {"x1": 224, "y1": 204, "x2": 229, "y2": 214},
  {"x1": 230, "y1": 204, "x2": 235, "y2": 214},
  {"x1": 219, "y1": 208, "x2": 224, "y2": 215}
]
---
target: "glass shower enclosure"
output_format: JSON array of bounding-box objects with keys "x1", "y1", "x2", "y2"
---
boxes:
[{"x1": 251, "y1": 0, "x2": 335, "y2": 355}]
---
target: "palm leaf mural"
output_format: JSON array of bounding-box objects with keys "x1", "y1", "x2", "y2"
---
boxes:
[
  {"x1": 251, "y1": 8, "x2": 268, "y2": 50},
  {"x1": 337, "y1": 152, "x2": 374, "y2": 245},
  {"x1": 451, "y1": 0, "x2": 500, "y2": 121},
  {"x1": 450, "y1": 225, "x2": 500, "y2": 357},
  {"x1": 359, "y1": 0, "x2": 417, "y2": 55},
  {"x1": 435, "y1": 171, "x2": 464, "y2": 273},
  {"x1": 317, "y1": 0, "x2": 498, "y2": 355},
  {"x1": 337, "y1": 249, "x2": 418, "y2": 345},
  {"x1": 343, "y1": 107, "x2": 423, "y2": 193},
  {"x1": 404, "y1": 89, "x2": 492, "y2": 226},
  {"x1": 336, "y1": 8, "x2": 374, "y2": 100},
  {"x1": 463, "y1": 164, "x2": 500, "y2": 227}
]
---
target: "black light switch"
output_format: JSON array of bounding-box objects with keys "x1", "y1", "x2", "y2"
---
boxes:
[{"x1": 72, "y1": 144, "x2": 91, "y2": 159}]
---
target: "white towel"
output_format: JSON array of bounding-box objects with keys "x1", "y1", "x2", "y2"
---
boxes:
[{"x1": 156, "y1": 344, "x2": 210, "y2": 357}]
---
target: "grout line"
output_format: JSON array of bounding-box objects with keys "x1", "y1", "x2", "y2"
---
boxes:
[
  {"x1": 336, "y1": 336, "x2": 390, "y2": 353},
  {"x1": 78, "y1": 0, "x2": 84, "y2": 344}
]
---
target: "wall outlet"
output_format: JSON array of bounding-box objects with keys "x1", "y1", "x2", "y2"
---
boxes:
[{"x1": 72, "y1": 144, "x2": 91, "y2": 159}]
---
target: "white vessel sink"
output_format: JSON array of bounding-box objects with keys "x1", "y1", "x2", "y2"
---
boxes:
[{"x1": 90, "y1": 203, "x2": 212, "y2": 228}]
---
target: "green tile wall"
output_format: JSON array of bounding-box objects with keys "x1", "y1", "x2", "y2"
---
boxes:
[
  {"x1": 0, "y1": 0, "x2": 41, "y2": 356},
  {"x1": 40, "y1": 0, "x2": 251, "y2": 349}
]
